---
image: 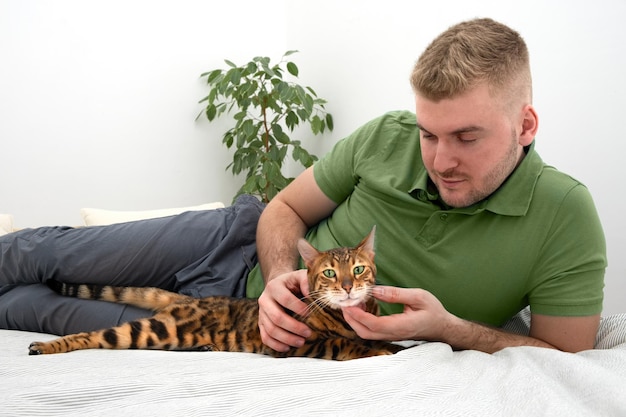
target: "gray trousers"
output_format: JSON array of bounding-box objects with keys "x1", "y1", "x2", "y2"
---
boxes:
[{"x1": 0, "y1": 195, "x2": 264, "y2": 335}]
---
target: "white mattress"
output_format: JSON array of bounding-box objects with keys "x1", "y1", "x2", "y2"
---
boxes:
[{"x1": 2, "y1": 313, "x2": 626, "y2": 416}]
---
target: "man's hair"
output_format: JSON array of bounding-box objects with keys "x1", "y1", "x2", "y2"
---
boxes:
[{"x1": 410, "y1": 18, "x2": 532, "y2": 104}]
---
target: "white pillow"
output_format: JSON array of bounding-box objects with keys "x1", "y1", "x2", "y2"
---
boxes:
[
  {"x1": 81, "y1": 202, "x2": 225, "y2": 226},
  {"x1": 0, "y1": 213, "x2": 15, "y2": 236}
]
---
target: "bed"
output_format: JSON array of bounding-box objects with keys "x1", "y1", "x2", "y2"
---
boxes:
[
  {"x1": 2, "y1": 210, "x2": 626, "y2": 416},
  {"x1": 2, "y1": 310, "x2": 626, "y2": 416}
]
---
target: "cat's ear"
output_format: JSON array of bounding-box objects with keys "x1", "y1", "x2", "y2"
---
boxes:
[
  {"x1": 358, "y1": 226, "x2": 376, "y2": 261},
  {"x1": 297, "y1": 238, "x2": 320, "y2": 267}
]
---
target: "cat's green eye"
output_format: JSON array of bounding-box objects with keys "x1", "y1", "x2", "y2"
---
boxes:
[
  {"x1": 353, "y1": 265, "x2": 365, "y2": 275},
  {"x1": 323, "y1": 269, "x2": 336, "y2": 278}
]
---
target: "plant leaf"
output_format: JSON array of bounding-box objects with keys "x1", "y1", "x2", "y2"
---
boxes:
[
  {"x1": 206, "y1": 104, "x2": 217, "y2": 121},
  {"x1": 227, "y1": 68, "x2": 242, "y2": 85},
  {"x1": 222, "y1": 130, "x2": 234, "y2": 148},
  {"x1": 206, "y1": 69, "x2": 223, "y2": 84},
  {"x1": 306, "y1": 86, "x2": 318, "y2": 97},
  {"x1": 287, "y1": 62, "x2": 299, "y2": 77},
  {"x1": 285, "y1": 110, "x2": 299, "y2": 130},
  {"x1": 326, "y1": 113, "x2": 334, "y2": 131},
  {"x1": 272, "y1": 124, "x2": 290, "y2": 144}
]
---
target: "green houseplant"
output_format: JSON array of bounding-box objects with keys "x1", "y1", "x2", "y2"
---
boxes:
[{"x1": 198, "y1": 50, "x2": 334, "y2": 203}]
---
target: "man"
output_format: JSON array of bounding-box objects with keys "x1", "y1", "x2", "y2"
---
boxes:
[
  {"x1": 251, "y1": 18, "x2": 605, "y2": 353},
  {"x1": 0, "y1": 18, "x2": 605, "y2": 353}
]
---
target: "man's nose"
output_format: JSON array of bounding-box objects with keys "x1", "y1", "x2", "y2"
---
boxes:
[{"x1": 432, "y1": 140, "x2": 459, "y2": 173}]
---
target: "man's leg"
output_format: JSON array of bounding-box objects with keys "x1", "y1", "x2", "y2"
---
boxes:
[
  {"x1": 174, "y1": 194, "x2": 264, "y2": 299},
  {"x1": 0, "y1": 195, "x2": 265, "y2": 334},
  {"x1": 0, "y1": 284, "x2": 152, "y2": 335}
]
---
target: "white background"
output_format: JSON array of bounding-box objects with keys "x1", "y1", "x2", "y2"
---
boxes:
[{"x1": 1, "y1": 0, "x2": 624, "y2": 315}]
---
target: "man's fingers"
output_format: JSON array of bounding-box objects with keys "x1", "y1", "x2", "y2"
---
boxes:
[
  {"x1": 258, "y1": 298, "x2": 309, "y2": 349},
  {"x1": 257, "y1": 271, "x2": 313, "y2": 350},
  {"x1": 269, "y1": 269, "x2": 310, "y2": 316},
  {"x1": 279, "y1": 293, "x2": 309, "y2": 318},
  {"x1": 262, "y1": 301, "x2": 311, "y2": 338},
  {"x1": 372, "y1": 285, "x2": 424, "y2": 305},
  {"x1": 259, "y1": 318, "x2": 302, "y2": 352},
  {"x1": 342, "y1": 306, "x2": 387, "y2": 339},
  {"x1": 342, "y1": 307, "x2": 370, "y2": 338}
]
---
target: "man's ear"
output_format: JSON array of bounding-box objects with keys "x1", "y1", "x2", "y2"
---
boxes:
[{"x1": 519, "y1": 104, "x2": 539, "y2": 146}]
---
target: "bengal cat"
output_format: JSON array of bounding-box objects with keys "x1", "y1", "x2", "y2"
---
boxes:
[{"x1": 28, "y1": 227, "x2": 405, "y2": 360}]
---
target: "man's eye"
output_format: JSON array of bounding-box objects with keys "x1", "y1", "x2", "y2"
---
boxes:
[
  {"x1": 323, "y1": 269, "x2": 336, "y2": 278},
  {"x1": 458, "y1": 135, "x2": 478, "y2": 143}
]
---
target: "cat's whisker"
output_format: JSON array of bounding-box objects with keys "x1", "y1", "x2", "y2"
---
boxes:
[
  {"x1": 299, "y1": 289, "x2": 326, "y2": 301},
  {"x1": 299, "y1": 291, "x2": 339, "y2": 318},
  {"x1": 301, "y1": 298, "x2": 327, "y2": 318}
]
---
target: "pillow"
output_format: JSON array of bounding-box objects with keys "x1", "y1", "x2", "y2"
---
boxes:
[
  {"x1": 0, "y1": 213, "x2": 14, "y2": 236},
  {"x1": 81, "y1": 202, "x2": 225, "y2": 226}
]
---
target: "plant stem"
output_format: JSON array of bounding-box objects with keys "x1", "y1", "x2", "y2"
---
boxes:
[
  {"x1": 261, "y1": 96, "x2": 270, "y2": 153},
  {"x1": 260, "y1": 96, "x2": 271, "y2": 202}
]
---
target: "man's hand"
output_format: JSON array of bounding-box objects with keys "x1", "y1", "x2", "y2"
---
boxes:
[
  {"x1": 341, "y1": 285, "x2": 586, "y2": 353},
  {"x1": 255, "y1": 166, "x2": 337, "y2": 352},
  {"x1": 257, "y1": 269, "x2": 312, "y2": 352},
  {"x1": 342, "y1": 286, "x2": 449, "y2": 342}
]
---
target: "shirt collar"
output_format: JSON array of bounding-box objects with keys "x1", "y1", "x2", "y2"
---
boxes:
[{"x1": 409, "y1": 142, "x2": 544, "y2": 216}]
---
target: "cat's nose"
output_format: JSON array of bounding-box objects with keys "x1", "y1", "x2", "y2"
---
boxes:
[{"x1": 342, "y1": 281, "x2": 352, "y2": 292}]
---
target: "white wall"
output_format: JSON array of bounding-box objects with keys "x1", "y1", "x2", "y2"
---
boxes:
[
  {"x1": 1, "y1": 0, "x2": 624, "y2": 315},
  {"x1": 0, "y1": 0, "x2": 288, "y2": 224}
]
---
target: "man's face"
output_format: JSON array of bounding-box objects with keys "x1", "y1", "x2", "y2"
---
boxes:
[{"x1": 416, "y1": 83, "x2": 526, "y2": 208}]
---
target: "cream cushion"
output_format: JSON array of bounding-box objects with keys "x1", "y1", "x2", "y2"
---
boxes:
[
  {"x1": 0, "y1": 213, "x2": 14, "y2": 236},
  {"x1": 80, "y1": 202, "x2": 225, "y2": 226}
]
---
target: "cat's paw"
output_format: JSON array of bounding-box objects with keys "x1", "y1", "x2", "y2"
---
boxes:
[
  {"x1": 28, "y1": 342, "x2": 49, "y2": 355},
  {"x1": 385, "y1": 344, "x2": 407, "y2": 355},
  {"x1": 185, "y1": 345, "x2": 215, "y2": 352},
  {"x1": 368, "y1": 349, "x2": 396, "y2": 357},
  {"x1": 370, "y1": 344, "x2": 406, "y2": 356},
  {"x1": 196, "y1": 345, "x2": 215, "y2": 352}
]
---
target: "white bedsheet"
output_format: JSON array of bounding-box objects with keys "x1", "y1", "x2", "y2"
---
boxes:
[{"x1": 2, "y1": 314, "x2": 626, "y2": 417}]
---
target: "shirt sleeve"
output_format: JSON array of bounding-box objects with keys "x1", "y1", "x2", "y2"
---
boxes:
[
  {"x1": 313, "y1": 131, "x2": 360, "y2": 205},
  {"x1": 314, "y1": 111, "x2": 413, "y2": 204},
  {"x1": 527, "y1": 183, "x2": 606, "y2": 316}
]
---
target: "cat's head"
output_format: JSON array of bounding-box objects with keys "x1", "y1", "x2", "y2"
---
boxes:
[{"x1": 297, "y1": 227, "x2": 376, "y2": 309}]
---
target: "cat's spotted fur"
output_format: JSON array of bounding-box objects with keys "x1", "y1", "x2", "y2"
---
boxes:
[{"x1": 28, "y1": 227, "x2": 404, "y2": 360}]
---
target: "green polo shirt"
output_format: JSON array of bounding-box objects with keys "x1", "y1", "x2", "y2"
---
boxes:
[{"x1": 246, "y1": 111, "x2": 606, "y2": 326}]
